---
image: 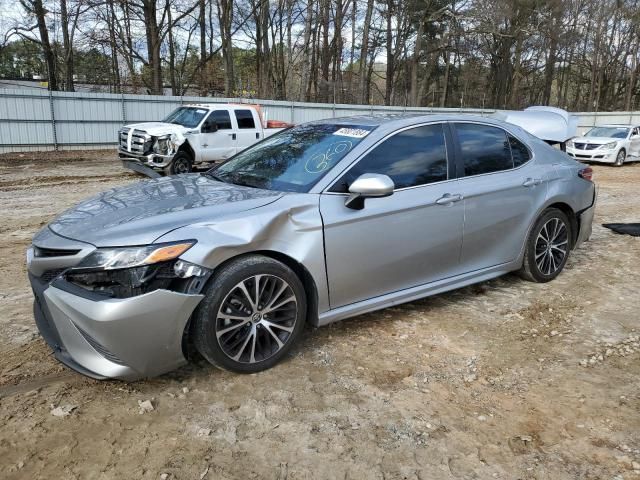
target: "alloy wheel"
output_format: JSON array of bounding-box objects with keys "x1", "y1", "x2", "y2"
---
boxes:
[
  {"x1": 535, "y1": 218, "x2": 568, "y2": 276},
  {"x1": 214, "y1": 274, "x2": 298, "y2": 364}
]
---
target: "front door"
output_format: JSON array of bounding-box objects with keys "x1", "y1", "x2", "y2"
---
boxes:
[
  {"x1": 320, "y1": 123, "x2": 465, "y2": 308},
  {"x1": 199, "y1": 109, "x2": 236, "y2": 162}
]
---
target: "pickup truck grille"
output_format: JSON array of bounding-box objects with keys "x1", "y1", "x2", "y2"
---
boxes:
[{"x1": 118, "y1": 128, "x2": 152, "y2": 155}]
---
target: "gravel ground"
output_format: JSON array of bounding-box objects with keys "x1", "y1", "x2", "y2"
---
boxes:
[{"x1": 0, "y1": 151, "x2": 639, "y2": 480}]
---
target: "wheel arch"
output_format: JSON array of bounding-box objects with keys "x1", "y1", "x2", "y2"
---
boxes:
[
  {"x1": 178, "y1": 140, "x2": 195, "y2": 160},
  {"x1": 196, "y1": 250, "x2": 320, "y2": 327},
  {"x1": 545, "y1": 202, "x2": 578, "y2": 248}
]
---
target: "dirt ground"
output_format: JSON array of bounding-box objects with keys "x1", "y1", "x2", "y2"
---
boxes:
[{"x1": 0, "y1": 150, "x2": 639, "y2": 480}]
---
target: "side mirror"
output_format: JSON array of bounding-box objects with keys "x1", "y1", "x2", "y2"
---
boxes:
[
  {"x1": 631, "y1": 134, "x2": 640, "y2": 139},
  {"x1": 201, "y1": 120, "x2": 218, "y2": 133},
  {"x1": 345, "y1": 173, "x2": 394, "y2": 210}
]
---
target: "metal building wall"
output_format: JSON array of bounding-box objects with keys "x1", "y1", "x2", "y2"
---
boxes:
[{"x1": 1, "y1": 88, "x2": 639, "y2": 153}]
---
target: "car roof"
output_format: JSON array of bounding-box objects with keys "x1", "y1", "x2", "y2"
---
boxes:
[
  {"x1": 310, "y1": 113, "x2": 505, "y2": 128},
  {"x1": 594, "y1": 124, "x2": 635, "y2": 128}
]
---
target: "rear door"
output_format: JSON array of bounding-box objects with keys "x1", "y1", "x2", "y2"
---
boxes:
[
  {"x1": 199, "y1": 109, "x2": 236, "y2": 162},
  {"x1": 451, "y1": 122, "x2": 548, "y2": 272},
  {"x1": 233, "y1": 108, "x2": 261, "y2": 153},
  {"x1": 320, "y1": 123, "x2": 465, "y2": 308}
]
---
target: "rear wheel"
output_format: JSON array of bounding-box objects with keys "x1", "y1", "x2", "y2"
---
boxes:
[
  {"x1": 164, "y1": 151, "x2": 193, "y2": 175},
  {"x1": 614, "y1": 149, "x2": 625, "y2": 167},
  {"x1": 192, "y1": 255, "x2": 307, "y2": 373},
  {"x1": 519, "y1": 208, "x2": 572, "y2": 283}
]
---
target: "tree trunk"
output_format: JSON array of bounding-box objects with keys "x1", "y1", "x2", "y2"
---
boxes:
[
  {"x1": 384, "y1": 0, "x2": 394, "y2": 106},
  {"x1": 143, "y1": 0, "x2": 163, "y2": 95},
  {"x1": 358, "y1": 0, "x2": 374, "y2": 104},
  {"x1": 60, "y1": 0, "x2": 74, "y2": 91},
  {"x1": 199, "y1": 0, "x2": 207, "y2": 95},
  {"x1": 216, "y1": 0, "x2": 235, "y2": 96},
  {"x1": 409, "y1": 20, "x2": 423, "y2": 107},
  {"x1": 33, "y1": 0, "x2": 58, "y2": 91}
]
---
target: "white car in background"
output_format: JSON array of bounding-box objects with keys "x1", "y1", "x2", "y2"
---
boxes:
[{"x1": 567, "y1": 125, "x2": 640, "y2": 166}]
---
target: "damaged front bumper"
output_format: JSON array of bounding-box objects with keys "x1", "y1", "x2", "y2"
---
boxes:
[
  {"x1": 29, "y1": 274, "x2": 203, "y2": 381},
  {"x1": 119, "y1": 148, "x2": 174, "y2": 169}
]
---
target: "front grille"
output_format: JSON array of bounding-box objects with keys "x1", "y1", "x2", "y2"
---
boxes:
[
  {"x1": 41, "y1": 268, "x2": 66, "y2": 283},
  {"x1": 33, "y1": 246, "x2": 80, "y2": 258},
  {"x1": 119, "y1": 128, "x2": 152, "y2": 154},
  {"x1": 74, "y1": 324, "x2": 126, "y2": 365},
  {"x1": 574, "y1": 143, "x2": 599, "y2": 151}
]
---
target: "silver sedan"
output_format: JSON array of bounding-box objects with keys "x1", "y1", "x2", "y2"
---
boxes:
[{"x1": 27, "y1": 115, "x2": 596, "y2": 380}]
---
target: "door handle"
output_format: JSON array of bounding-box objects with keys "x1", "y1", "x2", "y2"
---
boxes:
[
  {"x1": 522, "y1": 178, "x2": 542, "y2": 187},
  {"x1": 229, "y1": 133, "x2": 236, "y2": 140},
  {"x1": 203, "y1": 144, "x2": 208, "y2": 147},
  {"x1": 435, "y1": 193, "x2": 463, "y2": 205}
]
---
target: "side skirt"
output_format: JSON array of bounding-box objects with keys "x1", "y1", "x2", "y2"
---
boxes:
[{"x1": 317, "y1": 261, "x2": 518, "y2": 327}]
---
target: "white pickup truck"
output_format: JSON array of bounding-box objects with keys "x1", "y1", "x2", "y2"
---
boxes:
[{"x1": 118, "y1": 104, "x2": 290, "y2": 176}]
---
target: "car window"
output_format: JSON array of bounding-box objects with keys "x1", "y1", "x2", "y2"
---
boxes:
[
  {"x1": 329, "y1": 124, "x2": 448, "y2": 192},
  {"x1": 585, "y1": 126, "x2": 630, "y2": 139},
  {"x1": 509, "y1": 134, "x2": 531, "y2": 167},
  {"x1": 210, "y1": 123, "x2": 376, "y2": 193},
  {"x1": 207, "y1": 110, "x2": 232, "y2": 130},
  {"x1": 235, "y1": 109, "x2": 256, "y2": 129},
  {"x1": 162, "y1": 107, "x2": 208, "y2": 128},
  {"x1": 455, "y1": 123, "x2": 512, "y2": 176}
]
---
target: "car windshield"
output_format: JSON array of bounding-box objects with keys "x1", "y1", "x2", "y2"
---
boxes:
[
  {"x1": 208, "y1": 123, "x2": 377, "y2": 192},
  {"x1": 585, "y1": 126, "x2": 630, "y2": 139},
  {"x1": 163, "y1": 107, "x2": 208, "y2": 128}
]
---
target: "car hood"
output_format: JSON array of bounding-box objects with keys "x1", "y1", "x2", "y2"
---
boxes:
[
  {"x1": 47, "y1": 174, "x2": 284, "y2": 247},
  {"x1": 575, "y1": 136, "x2": 621, "y2": 144},
  {"x1": 124, "y1": 122, "x2": 189, "y2": 137}
]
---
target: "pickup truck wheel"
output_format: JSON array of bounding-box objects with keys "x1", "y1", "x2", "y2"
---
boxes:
[
  {"x1": 165, "y1": 151, "x2": 193, "y2": 175},
  {"x1": 192, "y1": 255, "x2": 307, "y2": 373}
]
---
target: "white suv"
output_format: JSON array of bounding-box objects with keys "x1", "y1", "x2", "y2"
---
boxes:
[{"x1": 567, "y1": 124, "x2": 640, "y2": 166}]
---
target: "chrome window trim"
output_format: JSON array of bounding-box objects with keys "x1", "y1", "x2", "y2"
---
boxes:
[{"x1": 323, "y1": 120, "x2": 450, "y2": 194}]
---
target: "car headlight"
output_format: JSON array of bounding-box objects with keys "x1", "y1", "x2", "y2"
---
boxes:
[
  {"x1": 65, "y1": 241, "x2": 209, "y2": 298},
  {"x1": 567, "y1": 140, "x2": 575, "y2": 148},
  {"x1": 152, "y1": 134, "x2": 177, "y2": 155},
  {"x1": 600, "y1": 141, "x2": 618, "y2": 150},
  {"x1": 76, "y1": 241, "x2": 195, "y2": 271}
]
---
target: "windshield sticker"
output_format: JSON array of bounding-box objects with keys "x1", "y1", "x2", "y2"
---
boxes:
[
  {"x1": 333, "y1": 128, "x2": 370, "y2": 138},
  {"x1": 195, "y1": 109, "x2": 207, "y2": 114}
]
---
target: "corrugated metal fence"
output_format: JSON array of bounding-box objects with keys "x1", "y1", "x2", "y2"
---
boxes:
[{"x1": 1, "y1": 88, "x2": 640, "y2": 153}]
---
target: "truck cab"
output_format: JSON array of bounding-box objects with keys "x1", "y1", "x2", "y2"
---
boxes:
[{"x1": 118, "y1": 104, "x2": 288, "y2": 176}]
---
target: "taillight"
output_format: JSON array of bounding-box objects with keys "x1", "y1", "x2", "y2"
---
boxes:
[{"x1": 578, "y1": 167, "x2": 593, "y2": 182}]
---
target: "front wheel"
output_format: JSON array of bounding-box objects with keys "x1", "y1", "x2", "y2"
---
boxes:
[
  {"x1": 192, "y1": 255, "x2": 307, "y2": 373},
  {"x1": 614, "y1": 149, "x2": 626, "y2": 167},
  {"x1": 519, "y1": 208, "x2": 572, "y2": 283},
  {"x1": 164, "y1": 151, "x2": 193, "y2": 175}
]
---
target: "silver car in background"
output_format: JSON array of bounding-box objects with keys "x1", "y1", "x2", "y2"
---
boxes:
[{"x1": 27, "y1": 115, "x2": 596, "y2": 380}]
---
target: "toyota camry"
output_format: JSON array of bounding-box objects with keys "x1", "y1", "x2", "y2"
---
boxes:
[{"x1": 27, "y1": 115, "x2": 596, "y2": 380}]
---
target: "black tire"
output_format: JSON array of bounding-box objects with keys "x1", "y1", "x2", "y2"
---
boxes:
[
  {"x1": 519, "y1": 208, "x2": 572, "y2": 283},
  {"x1": 614, "y1": 149, "x2": 626, "y2": 167},
  {"x1": 192, "y1": 255, "x2": 307, "y2": 373},
  {"x1": 164, "y1": 151, "x2": 193, "y2": 175}
]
